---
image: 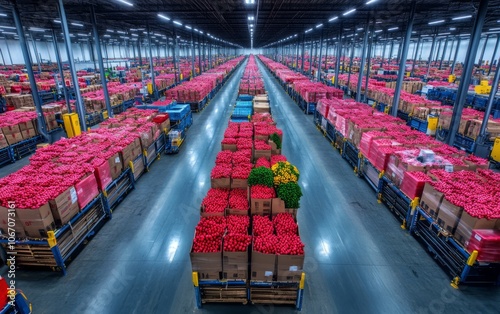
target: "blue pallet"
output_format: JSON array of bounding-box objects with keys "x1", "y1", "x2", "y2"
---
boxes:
[
  {"x1": 0, "y1": 146, "x2": 14, "y2": 167},
  {"x1": 11, "y1": 135, "x2": 44, "y2": 160},
  {"x1": 306, "y1": 102, "x2": 316, "y2": 115},
  {"x1": 161, "y1": 104, "x2": 191, "y2": 121},
  {"x1": 473, "y1": 95, "x2": 488, "y2": 110},
  {"x1": 397, "y1": 110, "x2": 410, "y2": 122},
  {"x1": 172, "y1": 110, "x2": 193, "y2": 131},
  {"x1": 409, "y1": 117, "x2": 428, "y2": 133},
  {"x1": 237, "y1": 94, "x2": 253, "y2": 101},
  {"x1": 235, "y1": 101, "x2": 253, "y2": 109},
  {"x1": 231, "y1": 107, "x2": 252, "y2": 119},
  {"x1": 136, "y1": 102, "x2": 175, "y2": 111},
  {"x1": 453, "y1": 133, "x2": 476, "y2": 153}
]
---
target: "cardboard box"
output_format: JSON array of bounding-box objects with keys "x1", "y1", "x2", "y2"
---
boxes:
[
  {"x1": 254, "y1": 149, "x2": 271, "y2": 160},
  {"x1": 20, "y1": 214, "x2": 56, "y2": 238},
  {"x1": 0, "y1": 134, "x2": 8, "y2": 149},
  {"x1": 1, "y1": 125, "x2": 20, "y2": 135},
  {"x1": 436, "y1": 198, "x2": 463, "y2": 234},
  {"x1": 419, "y1": 183, "x2": 443, "y2": 219},
  {"x1": 250, "y1": 196, "x2": 272, "y2": 216},
  {"x1": 251, "y1": 248, "x2": 276, "y2": 281},
  {"x1": 49, "y1": 186, "x2": 79, "y2": 226},
  {"x1": 200, "y1": 205, "x2": 225, "y2": 217},
  {"x1": 18, "y1": 120, "x2": 35, "y2": 131},
  {"x1": 211, "y1": 178, "x2": 231, "y2": 189},
  {"x1": 21, "y1": 128, "x2": 37, "y2": 140},
  {"x1": 132, "y1": 152, "x2": 145, "y2": 181},
  {"x1": 0, "y1": 206, "x2": 26, "y2": 238},
  {"x1": 120, "y1": 138, "x2": 142, "y2": 170},
  {"x1": 222, "y1": 249, "x2": 248, "y2": 280},
  {"x1": 16, "y1": 203, "x2": 52, "y2": 220},
  {"x1": 269, "y1": 140, "x2": 281, "y2": 156},
  {"x1": 225, "y1": 208, "x2": 248, "y2": 216},
  {"x1": 190, "y1": 248, "x2": 222, "y2": 280},
  {"x1": 95, "y1": 161, "x2": 113, "y2": 190},
  {"x1": 221, "y1": 143, "x2": 237, "y2": 152},
  {"x1": 231, "y1": 178, "x2": 248, "y2": 189},
  {"x1": 5, "y1": 132, "x2": 23, "y2": 145},
  {"x1": 75, "y1": 173, "x2": 100, "y2": 209},
  {"x1": 108, "y1": 153, "x2": 123, "y2": 180},
  {"x1": 454, "y1": 212, "x2": 498, "y2": 247},
  {"x1": 272, "y1": 198, "x2": 297, "y2": 219},
  {"x1": 276, "y1": 254, "x2": 304, "y2": 282}
]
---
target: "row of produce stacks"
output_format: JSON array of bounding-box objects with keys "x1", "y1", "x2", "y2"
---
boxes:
[
  {"x1": 0, "y1": 57, "x2": 245, "y2": 273},
  {"x1": 258, "y1": 55, "x2": 500, "y2": 281},
  {"x1": 190, "y1": 56, "x2": 305, "y2": 308},
  {"x1": 0, "y1": 111, "x2": 40, "y2": 147}
]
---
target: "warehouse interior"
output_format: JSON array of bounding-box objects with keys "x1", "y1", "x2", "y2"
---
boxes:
[{"x1": 0, "y1": 0, "x2": 499, "y2": 313}]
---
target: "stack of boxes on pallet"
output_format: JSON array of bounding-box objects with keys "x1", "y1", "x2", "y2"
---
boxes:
[
  {"x1": 190, "y1": 57, "x2": 305, "y2": 304},
  {"x1": 0, "y1": 111, "x2": 39, "y2": 147}
]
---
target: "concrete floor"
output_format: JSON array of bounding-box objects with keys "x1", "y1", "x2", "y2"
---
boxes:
[{"x1": 4, "y1": 57, "x2": 500, "y2": 313}]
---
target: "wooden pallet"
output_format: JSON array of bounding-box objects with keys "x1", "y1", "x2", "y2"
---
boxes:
[
  {"x1": 201, "y1": 286, "x2": 248, "y2": 304},
  {"x1": 250, "y1": 286, "x2": 297, "y2": 305}
]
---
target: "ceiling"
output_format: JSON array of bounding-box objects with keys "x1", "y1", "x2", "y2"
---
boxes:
[{"x1": 0, "y1": 0, "x2": 498, "y2": 49}]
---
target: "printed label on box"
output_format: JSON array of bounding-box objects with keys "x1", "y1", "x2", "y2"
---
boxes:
[
  {"x1": 70, "y1": 187, "x2": 77, "y2": 204},
  {"x1": 264, "y1": 271, "x2": 273, "y2": 276},
  {"x1": 475, "y1": 234, "x2": 482, "y2": 241},
  {"x1": 289, "y1": 266, "x2": 298, "y2": 271},
  {"x1": 445, "y1": 165, "x2": 453, "y2": 173},
  {"x1": 115, "y1": 157, "x2": 120, "y2": 163}
]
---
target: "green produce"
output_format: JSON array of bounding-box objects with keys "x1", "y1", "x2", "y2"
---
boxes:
[
  {"x1": 277, "y1": 182, "x2": 302, "y2": 208},
  {"x1": 248, "y1": 167, "x2": 274, "y2": 187}
]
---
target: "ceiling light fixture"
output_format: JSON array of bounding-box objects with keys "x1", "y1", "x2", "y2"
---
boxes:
[
  {"x1": 375, "y1": 30, "x2": 382, "y2": 33},
  {"x1": 490, "y1": 27, "x2": 500, "y2": 31},
  {"x1": 450, "y1": 27, "x2": 456, "y2": 31},
  {"x1": 29, "y1": 27, "x2": 46, "y2": 32},
  {"x1": 185, "y1": 25, "x2": 192, "y2": 29},
  {"x1": 2, "y1": 32, "x2": 16, "y2": 35},
  {"x1": 452, "y1": 15, "x2": 472, "y2": 20},
  {"x1": 329, "y1": 16, "x2": 338, "y2": 22},
  {"x1": 248, "y1": 16, "x2": 254, "y2": 21},
  {"x1": 158, "y1": 14, "x2": 170, "y2": 21},
  {"x1": 366, "y1": 0, "x2": 377, "y2": 4},
  {"x1": 0, "y1": 13, "x2": 7, "y2": 17},
  {"x1": 71, "y1": 22, "x2": 84, "y2": 27},
  {"x1": 116, "y1": 30, "x2": 126, "y2": 34},
  {"x1": 103, "y1": 34, "x2": 111, "y2": 37},
  {"x1": 343, "y1": 9, "x2": 356, "y2": 16},
  {"x1": 131, "y1": 33, "x2": 138, "y2": 37},
  {"x1": 305, "y1": 28, "x2": 313, "y2": 33},
  {"x1": 316, "y1": 23, "x2": 323, "y2": 28},
  {"x1": 116, "y1": 0, "x2": 133, "y2": 6},
  {"x1": 245, "y1": 0, "x2": 255, "y2": 4},
  {"x1": 173, "y1": 20, "x2": 182, "y2": 26},
  {"x1": 388, "y1": 27, "x2": 398, "y2": 31},
  {"x1": 106, "y1": 29, "x2": 114, "y2": 33},
  {"x1": 429, "y1": 20, "x2": 445, "y2": 25}
]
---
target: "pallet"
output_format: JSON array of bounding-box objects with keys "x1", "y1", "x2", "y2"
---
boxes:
[
  {"x1": 11, "y1": 135, "x2": 44, "y2": 160},
  {"x1": 103, "y1": 168, "x2": 135, "y2": 212}
]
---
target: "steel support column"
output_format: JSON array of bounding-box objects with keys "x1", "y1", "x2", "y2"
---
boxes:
[
  {"x1": 334, "y1": 24, "x2": 343, "y2": 88},
  {"x1": 138, "y1": 40, "x2": 143, "y2": 66},
  {"x1": 478, "y1": 55, "x2": 500, "y2": 143},
  {"x1": 346, "y1": 40, "x2": 355, "y2": 93},
  {"x1": 191, "y1": 32, "x2": 195, "y2": 78},
  {"x1": 391, "y1": 1, "x2": 416, "y2": 117},
  {"x1": 356, "y1": 18, "x2": 370, "y2": 102},
  {"x1": 387, "y1": 41, "x2": 394, "y2": 65},
  {"x1": 488, "y1": 34, "x2": 500, "y2": 75},
  {"x1": 4, "y1": 39, "x2": 12, "y2": 65},
  {"x1": 447, "y1": 0, "x2": 489, "y2": 145},
  {"x1": 411, "y1": 36, "x2": 421, "y2": 77},
  {"x1": 439, "y1": 37, "x2": 449, "y2": 70},
  {"x1": 450, "y1": 37, "x2": 461, "y2": 75},
  {"x1": 173, "y1": 30, "x2": 178, "y2": 84},
  {"x1": 198, "y1": 35, "x2": 202, "y2": 74},
  {"x1": 364, "y1": 21, "x2": 375, "y2": 101},
  {"x1": 426, "y1": 35, "x2": 437, "y2": 78},
  {"x1": 30, "y1": 33, "x2": 42, "y2": 73},
  {"x1": 146, "y1": 23, "x2": 157, "y2": 99},
  {"x1": 12, "y1": 3, "x2": 48, "y2": 138},
  {"x1": 478, "y1": 35, "x2": 489, "y2": 68},
  {"x1": 51, "y1": 29, "x2": 70, "y2": 112},
  {"x1": 90, "y1": 6, "x2": 113, "y2": 118},
  {"x1": 380, "y1": 41, "x2": 386, "y2": 67},
  {"x1": 57, "y1": 0, "x2": 86, "y2": 131},
  {"x1": 301, "y1": 34, "x2": 306, "y2": 73},
  {"x1": 317, "y1": 32, "x2": 324, "y2": 80}
]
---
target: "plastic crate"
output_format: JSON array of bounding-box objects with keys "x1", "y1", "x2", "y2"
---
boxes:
[
  {"x1": 231, "y1": 107, "x2": 252, "y2": 119},
  {"x1": 235, "y1": 101, "x2": 253, "y2": 109},
  {"x1": 161, "y1": 104, "x2": 191, "y2": 121},
  {"x1": 238, "y1": 94, "x2": 253, "y2": 101}
]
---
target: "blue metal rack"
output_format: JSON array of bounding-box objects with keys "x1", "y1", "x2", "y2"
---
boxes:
[
  {"x1": 10, "y1": 135, "x2": 44, "y2": 160},
  {"x1": 103, "y1": 168, "x2": 135, "y2": 213},
  {"x1": 342, "y1": 140, "x2": 362, "y2": 175},
  {"x1": 0, "y1": 194, "x2": 108, "y2": 275},
  {"x1": 379, "y1": 176, "x2": 418, "y2": 229},
  {"x1": 359, "y1": 158, "x2": 384, "y2": 193},
  {"x1": 410, "y1": 207, "x2": 500, "y2": 287},
  {"x1": 0, "y1": 292, "x2": 31, "y2": 314},
  {"x1": 192, "y1": 272, "x2": 305, "y2": 310},
  {"x1": 397, "y1": 110, "x2": 410, "y2": 122},
  {"x1": 237, "y1": 94, "x2": 253, "y2": 101},
  {"x1": 453, "y1": 133, "x2": 476, "y2": 153},
  {"x1": 0, "y1": 146, "x2": 14, "y2": 167}
]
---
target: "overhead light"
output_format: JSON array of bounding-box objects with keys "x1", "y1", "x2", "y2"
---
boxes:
[
  {"x1": 329, "y1": 16, "x2": 338, "y2": 22},
  {"x1": 245, "y1": 0, "x2": 255, "y2": 4},
  {"x1": 0, "y1": 25, "x2": 16, "y2": 30},
  {"x1": 2, "y1": 32, "x2": 16, "y2": 35},
  {"x1": 343, "y1": 9, "x2": 356, "y2": 16},
  {"x1": 366, "y1": 0, "x2": 377, "y2": 4},
  {"x1": 388, "y1": 27, "x2": 398, "y2": 31},
  {"x1": 71, "y1": 22, "x2": 84, "y2": 27},
  {"x1": 173, "y1": 20, "x2": 182, "y2": 26},
  {"x1": 154, "y1": 33, "x2": 162, "y2": 36},
  {"x1": 107, "y1": 29, "x2": 114, "y2": 33},
  {"x1": 53, "y1": 20, "x2": 61, "y2": 23},
  {"x1": 116, "y1": 0, "x2": 133, "y2": 6},
  {"x1": 0, "y1": 13, "x2": 7, "y2": 17},
  {"x1": 357, "y1": 28, "x2": 363, "y2": 31},
  {"x1": 77, "y1": 33, "x2": 89, "y2": 36},
  {"x1": 438, "y1": 32, "x2": 450, "y2": 36},
  {"x1": 131, "y1": 33, "x2": 138, "y2": 37},
  {"x1": 490, "y1": 28, "x2": 500, "y2": 31},
  {"x1": 305, "y1": 28, "x2": 313, "y2": 33},
  {"x1": 120, "y1": 36, "x2": 130, "y2": 39},
  {"x1": 375, "y1": 30, "x2": 383, "y2": 33},
  {"x1": 294, "y1": 34, "x2": 298, "y2": 37},
  {"x1": 248, "y1": 16, "x2": 254, "y2": 21},
  {"x1": 158, "y1": 14, "x2": 170, "y2": 21},
  {"x1": 459, "y1": 33, "x2": 469, "y2": 36},
  {"x1": 103, "y1": 34, "x2": 111, "y2": 37},
  {"x1": 452, "y1": 15, "x2": 472, "y2": 21},
  {"x1": 200, "y1": 31, "x2": 203, "y2": 34},
  {"x1": 143, "y1": 31, "x2": 147, "y2": 34},
  {"x1": 450, "y1": 27, "x2": 456, "y2": 31},
  {"x1": 412, "y1": 31, "x2": 417, "y2": 34},
  {"x1": 43, "y1": 35, "x2": 52, "y2": 38},
  {"x1": 316, "y1": 23, "x2": 323, "y2": 28},
  {"x1": 117, "y1": 31, "x2": 126, "y2": 34},
  {"x1": 194, "y1": 28, "x2": 199, "y2": 32},
  {"x1": 29, "y1": 27, "x2": 46, "y2": 32},
  {"x1": 249, "y1": 24, "x2": 254, "y2": 28},
  {"x1": 429, "y1": 20, "x2": 445, "y2": 25},
  {"x1": 130, "y1": 28, "x2": 138, "y2": 31}
]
